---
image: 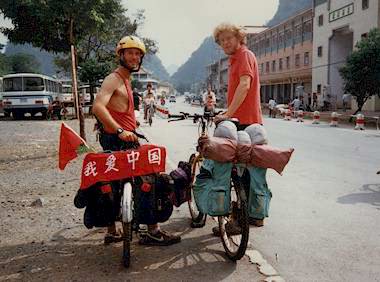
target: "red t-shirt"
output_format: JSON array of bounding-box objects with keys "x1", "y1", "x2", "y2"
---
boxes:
[{"x1": 227, "y1": 45, "x2": 263, "y2": 125}]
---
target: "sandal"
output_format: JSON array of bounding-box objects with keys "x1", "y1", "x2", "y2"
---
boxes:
[{"x1": 104, "y1": 230, "x2": 124, "y2": 244}]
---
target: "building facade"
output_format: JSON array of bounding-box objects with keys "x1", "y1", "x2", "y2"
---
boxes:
[
  {"x1": 312, "y1": 0, "x2": 380, "y2": 110},
  {"x1": 249, "y1": 9, "x2": 313, "y2": 104},
  {"x1": 131, "y1": 66, "x2": 159, "y2": 91}
]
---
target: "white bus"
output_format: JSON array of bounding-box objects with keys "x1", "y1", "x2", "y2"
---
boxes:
[
  {"x1": 61, "y1": 83, "x2": 74, "y2": 106},
  {"x1": 2, "y1": 73, "x2": 62, "y2": 119},
  {"x1": 79, "y1": 84, "x2": 99, "y2": 106}
]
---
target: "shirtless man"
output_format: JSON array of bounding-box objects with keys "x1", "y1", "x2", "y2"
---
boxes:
[{"x1": 92, "y1": 35, "x2": 180, "y2": 246}]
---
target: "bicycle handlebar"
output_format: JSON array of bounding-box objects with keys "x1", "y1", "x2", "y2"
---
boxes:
[
  {"x1": 132, "y1": 130, "x2": 149, "y2": 142},
  {"x1": 168, "y1": 110, "x2": 223, "y2": 120}
]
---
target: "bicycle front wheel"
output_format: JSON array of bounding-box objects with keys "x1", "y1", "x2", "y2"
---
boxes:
[
  {"x1": 218, "y1": 178, "x2": 249, "y2": 261},
  {"x1": 122, "y1": 222, "x2": 132, "y2": 268},
  {"x1": 121, "y1": 182, "x2": 133, "y2": 268},
  {"x1": 188, "y1": 153, "x2": 206, "y2": 225}
]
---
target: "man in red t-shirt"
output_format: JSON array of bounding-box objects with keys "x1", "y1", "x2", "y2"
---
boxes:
[
  {"x1": 213, "y1": 23, "x2": 266, "y2": 230},
  {"x1": 214, "y1": 23, "x2": 263, "y2": 128}
]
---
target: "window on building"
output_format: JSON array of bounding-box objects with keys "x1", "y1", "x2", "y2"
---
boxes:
[
  {"x1": 317, "y1": 84, "x2": 321, "y2": 93},
  {"x1": 318, "y1": 15, "x2": 324, "y2": 26},
  {"x1": 279, "y1": 58, "x2": 283, "y2": 71},
  {"x1": 318, "y1": 46, "x2": 323, "y2": 57},
  {"x1": 361, "y1": 33, "x2": 368, "y2": 39},
  {"x1": 303, "y1": 19, "x2": 313, "y2": 41},
  {"x1": 362, "y1": 0, "x2": 369, "y2": 10},
  {"x1": 285, "y1": 28, "x2": 292, "y2": 47},
  {"x1": 278, "y1": 31, "x2": 284, "y2": 49},
  {"x1": 294, "y1": 23, "x2": 302, "y2": 44},
  {"x1": 286, "y1": 56, "x2": 290, "y2": 69},
  {"x1": 304, "y1": 52, "x2": 310, "y2": 66},
  {"x1": 272, "y1": 33, "x2": 278, "y2": 52},
  {"x1": 295, "y1": 54, "x2": 300, "y2": 67},
  {"x1": 266, "y1": 62, "x2": 270, "y2": 73},
  {"x1": 272, "y1": 60, "x2": 276, "y2": 72},
  {"x1": 260, "y1": 63, "x2": 264, "y2": 74}
]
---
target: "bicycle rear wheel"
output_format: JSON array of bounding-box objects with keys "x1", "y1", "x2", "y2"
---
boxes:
[
  {"x1": 188, "y1": 153, "x2": 206, "y2": 226},
  {"x1": 148, "y1": 108, "x2": 153, "y2": 126},
  {"x1": 218, "y1": 177, "x2": 249, "y2": 261}
]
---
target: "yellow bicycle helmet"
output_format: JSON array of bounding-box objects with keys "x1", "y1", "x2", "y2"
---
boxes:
[{"x1": 116, "y1": 35, "x2": 146, "y2": 56}]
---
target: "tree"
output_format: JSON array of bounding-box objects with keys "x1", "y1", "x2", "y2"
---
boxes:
[
  {"x1": 340, "y1": 28, "x2": 380, "y2": 115},
  {"x1": 0, "y1": 53, "x2": 10, "y2": 76},
  {"x1": 7, "y1": 53, "x2": 41, "y2": 73},
  {"x1": 0, "y1": 0, "x2": 124, "y2": 139},
  {"x1": 54, "y1": 9, "x2": 157, "y2": 74},
  {"x1": 78, "y1": 58, "x2": 111, "y2": 113}
]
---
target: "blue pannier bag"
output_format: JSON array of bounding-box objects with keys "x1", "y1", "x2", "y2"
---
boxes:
[
  {"x1": 246, "y1": 167, "x2": 272, "y2": 219},
  {"x1": 193, "y1": 159, "x2": 233, "y2": 216}
]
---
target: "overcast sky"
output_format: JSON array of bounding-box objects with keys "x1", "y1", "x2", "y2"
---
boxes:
[{"x1": 0, "y1": 0, "x2": 279, "y2": 68}]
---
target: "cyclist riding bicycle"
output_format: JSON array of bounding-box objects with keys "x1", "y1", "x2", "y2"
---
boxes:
[
  {"x1": 92, "y1": 35, "x2": 181, "y2": 246},
  {"x1": 144, "y1": 91, "x2": 156, "y2": 123},
  {"x1": 203, "y1": 85, "x2": 216, "y2": 115},
  {"x1": 143, "y1": 83, "x2": 156, "y2": 121}
]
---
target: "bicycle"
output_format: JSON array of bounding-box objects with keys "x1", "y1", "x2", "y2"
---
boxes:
[
  {"x1": 168, "y1": 112, "x2": 249, "y2": 261},
  {"x1": 78, "y1": 132, "x2": 153, "y2": 268},
  {"x1": 146, "y1": 103, "x2": 155, "y2": 126}
]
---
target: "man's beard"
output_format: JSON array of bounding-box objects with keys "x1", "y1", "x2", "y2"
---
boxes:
[{"x1": 120, "y1": 58, "x2": 141, "y2": 73}]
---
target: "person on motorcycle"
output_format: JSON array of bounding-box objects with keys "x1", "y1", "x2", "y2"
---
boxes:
[{"x1": 92, "y1": 35, "x2": 181, "y2": 246}]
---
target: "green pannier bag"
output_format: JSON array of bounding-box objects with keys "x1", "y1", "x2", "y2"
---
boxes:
[
  {"x1": 247, "y1": 167, "x2": 272, "y2": 219},
  {"x1": 193, "y1": 159, "x2": 232, "y2": 216}
]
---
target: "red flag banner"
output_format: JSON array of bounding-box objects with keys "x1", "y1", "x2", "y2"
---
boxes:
[
  {"x1": 58, "y1": 122, "x2": 90, "y2": 170},
  {"x1": 80, "y1": 144, "x2": 166, "y2": 189}
]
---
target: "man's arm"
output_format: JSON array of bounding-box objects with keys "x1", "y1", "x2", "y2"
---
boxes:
[
  {"x1": 225, "y1": 75, "x2": 251, "y2": 118},
  {"x1": 92, "y1": 74, "x2": 137, "y2": 141}
]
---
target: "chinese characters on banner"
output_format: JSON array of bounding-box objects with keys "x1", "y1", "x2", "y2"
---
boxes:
[{"x1": 80, "y1": 144, "x2": 166, "y2": 189}]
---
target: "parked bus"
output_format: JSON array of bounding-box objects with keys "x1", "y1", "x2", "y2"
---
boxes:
[
  {"x1": 2, "y1": 73, "x2": 62, "y2": 119},
  {"x1": 78, "y1": 84, "x2": 99, "y2": 106},
  {"x1": 61, "y1": 83, "x2": 74, "y2": 106}
]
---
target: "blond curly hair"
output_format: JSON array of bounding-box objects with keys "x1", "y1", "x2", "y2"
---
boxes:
[{"x1": 213, "y1": 23, "x2": 247, "y2": 45}]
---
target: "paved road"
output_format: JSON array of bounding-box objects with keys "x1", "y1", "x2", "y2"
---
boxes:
[
  {"x1": 1, "y1": 96, "x2": 378, "y2": 281},
  {"x1": 139, "y1": 96, "x2": 380, "y2": 282}
]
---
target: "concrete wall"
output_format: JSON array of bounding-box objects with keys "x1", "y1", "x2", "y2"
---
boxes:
[{"x1": 312, "y1": 0, "x2": 380, "y2": 108}]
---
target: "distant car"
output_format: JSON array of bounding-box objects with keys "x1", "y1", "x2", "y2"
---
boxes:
[
  {"x1": 169, "y1": 95, "x2": 176, "y2": 103},
  {"x1": 192, "y1": 95, "x2": 203, "y2": 105}
]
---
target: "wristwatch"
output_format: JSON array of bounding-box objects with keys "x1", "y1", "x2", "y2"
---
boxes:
[{"x1": 116, "y1": 128, "x2": 124, "y2": 135}]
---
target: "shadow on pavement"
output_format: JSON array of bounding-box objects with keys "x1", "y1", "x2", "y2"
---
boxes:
[
  {"x1": 0, "y1": 218, "x2": 237, "y2": 281},
  {"x1": 337, "y1": 184, "x2": 380, "y2": 207}
]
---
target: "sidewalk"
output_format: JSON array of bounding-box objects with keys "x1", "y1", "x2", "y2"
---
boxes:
[{"x1": 262, "y1": 107, "x2": 380, "y2": 130}]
